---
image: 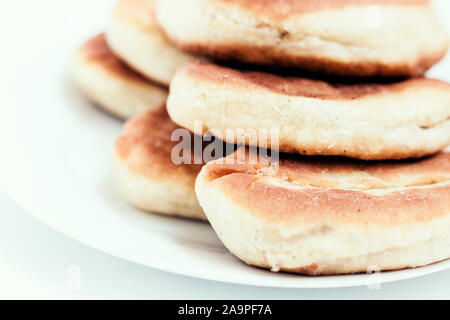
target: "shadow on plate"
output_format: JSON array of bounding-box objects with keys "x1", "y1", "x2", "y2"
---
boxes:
[{"x1": 98, "y1": 174, "x2": 228, "y2": 255}]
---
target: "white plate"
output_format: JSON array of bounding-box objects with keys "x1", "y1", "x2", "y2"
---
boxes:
[{"x1": 0, "y1": 0, "x2": 449, "y2": 288}]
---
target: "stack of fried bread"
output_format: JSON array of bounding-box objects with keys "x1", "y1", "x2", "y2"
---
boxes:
[{"x1": 72, "y1": 0, "x2": 450, "y2": 275}]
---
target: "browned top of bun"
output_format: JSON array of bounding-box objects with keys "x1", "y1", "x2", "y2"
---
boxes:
[
  {"x1": 115, "y1": 105, "x2": 203, "y2": 182},
  {"x1": 182, "y1": 61, "x2": 449, "y2": 100},
  {"x1": 201, "y1": 148, "x2": 450, "y2": 225}
]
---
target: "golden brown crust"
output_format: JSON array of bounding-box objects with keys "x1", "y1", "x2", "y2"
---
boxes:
[
  {"x1": 115, "y1": 105, "x2": 203, "y2": 182},
  {"x1": 176, "y1": 42, "x2": 447, "y2": 78},
  {"x1": 220, "y1": 0, "x2": 430, "y2": 19},
  {"x1": 202, "y1": 149, "x2": 450, "y2": 225},
  {"x1": 241, "y1": 257, "x2": 449, "y2": 276},
  {"x1": 235, "y1": 259, "x2": 323, "y2": 276},
  {"x1": 271, "y1": 140, "x2": 449, "y2": 161},
  {"x1": 182, "y1": 61, "x2": 450, "y2": 100},
  {"x1": 206, "y1": 151, "x2": 450, "y2": 189}
]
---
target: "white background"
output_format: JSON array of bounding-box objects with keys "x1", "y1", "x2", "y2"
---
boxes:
[{"x1": 0, "y1": 0, "x2": 449, "y2": 299}]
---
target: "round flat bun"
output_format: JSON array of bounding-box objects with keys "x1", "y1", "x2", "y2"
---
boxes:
[
  {"x1": 71, "y1": 34, "x2": 168, "y2": 119},
  {"x1": 156, "y1": 0, "x2": 448, "y2": 77},
  {"x1": 106, "y1": 0, "x2": 196, "y2": 86},
  {"x1": 196, "y1": 148, "x2": 450, "y2": 275},
  {"x1": 114, "y1": 105, "x2": 207, "y2": 220},
  {"x1": 168, "y1": 62, "x2": 450, "y2": 160}
]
